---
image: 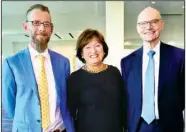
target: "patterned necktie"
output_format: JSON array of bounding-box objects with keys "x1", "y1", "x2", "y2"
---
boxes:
[
  {"x1": 141, "y1": 50, "x2": 156, "y2": 124},
  {"x1": 37, "y1": 55, "x2": 50, "y2": 129}
]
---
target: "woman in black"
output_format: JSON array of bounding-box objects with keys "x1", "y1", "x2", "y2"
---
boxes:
[{"x1": 67, "y1": 29, "x2": 127, "y2": 132}]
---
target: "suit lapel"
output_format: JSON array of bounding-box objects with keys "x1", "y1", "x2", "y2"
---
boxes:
[
  {"x1": 134, "y1": 47, "x2": 143, "y2": 107},
  {"x1": 131, "y1": 48, "x2": 143, "y2": 132},
  {"x1": 49, "y1": 50, "x2": 60, "y2": 105},
  {"x1": 20, "y1": 48, "x2": 39, "y2": 101},
  {"x1": 158, "y1": 43, "x2": 168, "y2": 97},
  {"x1": 21, "y1": 49, "x2": 61, "y2": 104}
]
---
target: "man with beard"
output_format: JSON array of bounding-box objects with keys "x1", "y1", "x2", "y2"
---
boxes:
[
  {"x1": 120, "y1": 7, "x2": 184, "y2": 132},
  {"x1": 2, "y1": 4, "x2": 75, "y2": 132}
]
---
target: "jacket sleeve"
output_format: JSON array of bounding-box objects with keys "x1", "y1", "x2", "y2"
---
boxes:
[
  {"x1": 179, "y1": 52, "x2": 185, "y2": 111},
  {"x1": 2, "y1": 58, "x2": 16, "y2": 118}
]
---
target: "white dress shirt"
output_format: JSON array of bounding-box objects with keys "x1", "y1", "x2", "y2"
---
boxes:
[
  {"x1": 142, "y1": 41, "x2": 160, "y2": 119},
  {"x1": 28, "y1": 44, "x2": 65, "y2": 131}
]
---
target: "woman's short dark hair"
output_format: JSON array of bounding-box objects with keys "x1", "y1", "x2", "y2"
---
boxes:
[{"x1": 76, "y1": 29, "x2": 109, "y2": 63}]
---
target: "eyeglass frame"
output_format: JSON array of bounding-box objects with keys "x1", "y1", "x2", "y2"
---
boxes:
[
  {"x1": 26, "y1": 20, "x2": 53, "y2": 28},
  {"x1": 137, "y1": 19, "x2": 162, "y2": 29}
]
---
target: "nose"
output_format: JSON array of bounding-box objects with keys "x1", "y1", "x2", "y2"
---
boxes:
[
  {"x1": 91, "y1": 47, "x2": 96, "y2": 53},
  {"x1": 38, "y1": 24, "x2": 45, "y2": 32}
]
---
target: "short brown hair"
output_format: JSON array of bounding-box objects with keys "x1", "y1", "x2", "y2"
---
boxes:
[
  {"x1": 76, "y1": 29, "x2": 109, "y2": 63},
  {"x1": 26, "y1": 4, "x2": 50, "y2": 20}
]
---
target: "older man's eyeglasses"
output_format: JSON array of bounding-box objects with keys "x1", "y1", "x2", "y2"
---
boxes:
[
  {"x1": 137, "y1": 19, "x2": 162, "y2": 29},
  {"x1": 27, "y1": 20, "x2": 53, "y2": 28}
]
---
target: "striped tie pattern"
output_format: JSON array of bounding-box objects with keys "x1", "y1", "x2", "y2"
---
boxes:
[{"x1": 38, "y1": 55, "x2": 50, "y2": 129}]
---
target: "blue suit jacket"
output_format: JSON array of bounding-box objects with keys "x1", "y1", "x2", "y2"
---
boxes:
[
  {"x1": 120, "y1": 43, "x2": 185, "y2": 132},
  {"x1": 2, "y1": 48, "x2": 75, "y2": 132}
]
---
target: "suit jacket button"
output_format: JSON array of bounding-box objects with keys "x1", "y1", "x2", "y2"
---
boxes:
[{"x1": 37, "y1": 120, "x2": 41, "y2": 123}]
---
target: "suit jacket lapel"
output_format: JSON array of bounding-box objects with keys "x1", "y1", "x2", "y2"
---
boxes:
[
  {"x1": 20, "y1": 48, "x2": 39, "y2": 101},
  {"x1": 21, "y1": 49, "x2": 61, "y2": 104},
  {"x1": 158, "y1": 43, "x2": 167, "y2": 97},
  {"x1": 134, "y1": 47, "x2": 143, "y2": 108},
  {"x1": 130, "y1": 47, "x2": 143, "y2": 132},
  {"x1": 49, "y1": 50, "x2": 60, "y2": 105}
]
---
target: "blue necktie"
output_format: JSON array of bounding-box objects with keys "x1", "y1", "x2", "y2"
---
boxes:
[{"x1": 141, "y1": 50, "x2": 156, "y2": 124}]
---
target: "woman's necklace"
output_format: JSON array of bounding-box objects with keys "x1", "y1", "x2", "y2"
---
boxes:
[{"x1": 83, "y1": 64, "x2": 108, "y2": 73}]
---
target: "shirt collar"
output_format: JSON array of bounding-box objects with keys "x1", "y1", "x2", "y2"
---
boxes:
[
  {"x1": 28, "y1": 43, "x2": 50, "y2": 60},
  {"x1": 143, "y1": 41, "x2": 160, "y2": 56}
]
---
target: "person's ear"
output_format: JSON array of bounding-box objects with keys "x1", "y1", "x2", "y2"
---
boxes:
[
  {"x1": 51, "y1": 25, "x2": 54, "y2": 33},
  {"x1": 81, "y1": 53, "x2": 84, "y2": 58},
  {"x1": 23, "y1": 22, "x2": 28, "y2": 31},
  {"x1": 161, "y1": 20, "x2": 164, "y2": 31}
]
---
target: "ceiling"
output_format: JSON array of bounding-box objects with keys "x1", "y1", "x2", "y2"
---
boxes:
[
  {"x1": 2, "y1": 1, "x2": 106, "y2": 42},
  {"x1": 2, "y1": 1, "x2": 184, "y2": 43},
  {"x1": 124, "y1": 1, "x2": 184, "y2": 15}
]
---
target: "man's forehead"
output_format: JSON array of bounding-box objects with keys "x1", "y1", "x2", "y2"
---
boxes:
[
  {"x1": 137, "y1": 7, "x2": 161, "y2": 22},
  {"x1": 27, "y1": 9, "x2": 51, "y2": 20}
]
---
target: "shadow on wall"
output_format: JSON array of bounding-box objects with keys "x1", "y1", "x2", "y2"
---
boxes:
[{"x1": 2, "y1": 106, "x2": 13, "y2": 132}]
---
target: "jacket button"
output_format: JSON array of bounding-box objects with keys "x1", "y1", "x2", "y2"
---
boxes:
[{"x1": 37, "y1": 120, "x2": 41, "y2": 123}]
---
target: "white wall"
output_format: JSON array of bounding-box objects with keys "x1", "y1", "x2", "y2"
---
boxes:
[{"x1": 2, "y1": 39, "x2": 82, "y2": 72}]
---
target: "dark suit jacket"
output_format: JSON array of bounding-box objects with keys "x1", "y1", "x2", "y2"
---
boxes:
[
  {"x1": 2, "y1": 48, "x2": 75, "y2": 132},
  {"x1": 120, "y1": 42, "x2": 185, "y2": 132}
]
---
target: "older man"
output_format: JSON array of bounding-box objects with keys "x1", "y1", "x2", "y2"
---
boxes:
[{"x1": 121, "y1": 7, "x2": 184, "y2": 132}]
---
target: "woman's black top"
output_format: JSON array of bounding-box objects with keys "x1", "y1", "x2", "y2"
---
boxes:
[{"x1": 67, "y1": 65, "x2": 126, "y2": 132}]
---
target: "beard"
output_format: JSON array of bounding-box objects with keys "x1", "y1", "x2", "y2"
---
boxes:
[{"x1": 31, "y1": 33, "x2": 50, "y2": 52}]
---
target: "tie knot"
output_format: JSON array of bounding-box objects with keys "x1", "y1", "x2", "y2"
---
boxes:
[
  {"x1": 148, "y1": 50, "x2": 155, "y2": 57},
  {"x1": 38, "y1": 55, "x2": 45, "y2": 64}
]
